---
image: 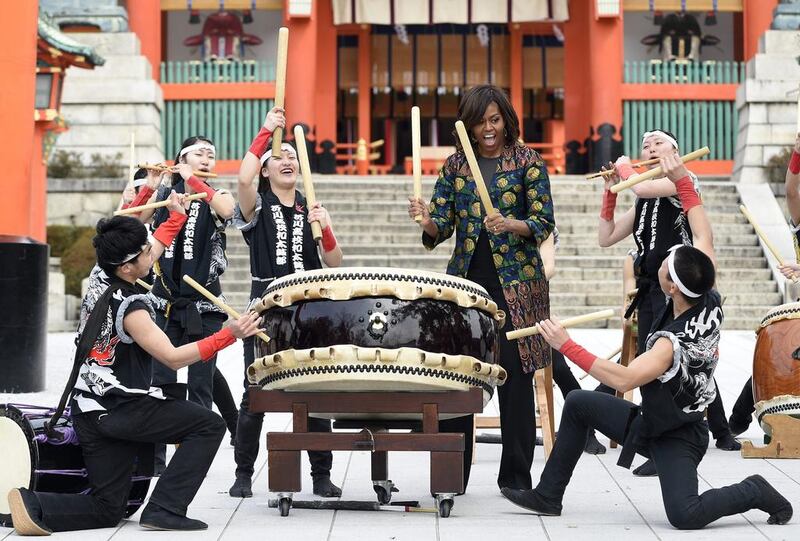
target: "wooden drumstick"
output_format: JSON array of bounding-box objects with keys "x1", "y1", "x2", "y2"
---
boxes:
[
  {"x1": 136, "y1": 279, "x2": 152, "y2": 291},
  {"x1": 294, "y1": 124, "x2": 323, "y2": 242},
  {"x1": 271, "y1": 27, "x2": 289, "y2": 158},
  {"x1": 454, "y1": 120, "x2": 498, "y2": 216},
  {"x1": 411, "y1": 106, "x2": 422, "y2": 222},
  {"x1": 136, "y1": 163, "x2": 217, "y2": 179},
  {"x1": 182, "y1": 275, "x2": 270, "y2": 343},
  {"x1": 739, "y1": 204, "x2": 799, "y2": 283},
  {"x1": 113, "y1": 192, "x2": 207, "y2": 216},
  {"x1": 610, "y1": 147, "x2": 710, "y2": 194},
  {"x1": 585, "y1": 158, "x2": 660, "y2": 180},
  {"x1": 506, "y1": 309, "x2": 616, "y2": 340}
]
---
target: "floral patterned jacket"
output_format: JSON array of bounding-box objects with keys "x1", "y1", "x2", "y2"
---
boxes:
[{"x1": 422, "y1": 142, "x2": 555, "y2": 285}]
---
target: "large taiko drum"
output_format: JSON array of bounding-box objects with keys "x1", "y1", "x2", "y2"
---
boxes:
[
  {"x1": 752, "y1": 302, "x2": 800, "y2": 434},
  {"x1": 247, "y1": 268, "x2": 507, "y2": 417},
  {"x1": 0, "y1": 404, "x2": 151, "y2": 527}
]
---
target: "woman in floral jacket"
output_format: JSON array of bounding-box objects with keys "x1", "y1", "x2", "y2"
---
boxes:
[{"x1": 408, "y1": 84, "x2": 555, "y2": 491}]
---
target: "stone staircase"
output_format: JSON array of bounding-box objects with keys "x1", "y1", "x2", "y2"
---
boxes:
[{"x1": 218, "y1": 175, "x2": 779, "y2": 330}]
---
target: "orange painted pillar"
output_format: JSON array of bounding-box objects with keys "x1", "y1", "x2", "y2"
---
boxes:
[
  {"x1": 314, "y1": 0, "x2": 338, "y2": 145},
  {"x1": 127, "y1": 0, "x2": 162, "y2": 80},
  {"x1": 357, "y1": 26, "x2": 371, "y2": 145},
  {"x1": 0, "y1": 1, "x2": 37, "y2": 238},
  {"x1": 562, "y1": 0, "x2": 592, "y2": 173},
  {"x1": 30, "y1": 127, "x2": 48, "y2": 242},
  {"x1": 586, "y1": 2, "x2": 623, "y2": 171},
  {"x1": 743, "y1": 0, "x2": 779, "y2": 61},
  {"x1": 509, "y1": 24, "x2": 524, "y2": 134},
  {"x1": 285, "y1": 0, "x2": 338, "y2": 150}
]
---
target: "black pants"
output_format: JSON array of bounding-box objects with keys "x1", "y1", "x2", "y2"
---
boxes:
[
  {"x1": 234, "y1": 335, "x2": 333, "y2": 480},
  {"x1": 213, "y1": 367, "x2": 238, "y2": 436},
  {"x1": 35, "y1": 398, "x2": 225, "y2": 532},
  {"x1": 152, "y1": 310, "x2": 226, "y2": 408},
  {"x1": 731, "y1": 377, "x2": 755, "y2": 426},
  {"x1": 536, "y1": 390, "x2": 764, "y2": 529},
  {"x1": 486, "y1": 283, "x2": 537, "y2": 490}
]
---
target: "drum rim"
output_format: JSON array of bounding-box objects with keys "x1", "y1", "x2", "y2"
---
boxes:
[
  {"x1": 253, "y1": 267, "x2": 505, "y2": 324},
  {"x1": 0, "y1": 405, "x2": 38, "y2": 517},
  {"x1": 248, "y1": 345, "x2": 507, "y2": 390},
  {"x1": 759, "y1": 301, "x2": 800, "y2": 329}
]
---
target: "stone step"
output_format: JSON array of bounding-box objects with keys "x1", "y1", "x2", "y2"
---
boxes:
[
  {"x1": 760, "y1": 30, "x2": 800, "y2": 56},
  {"x1": 231, "y1": 242, "x2": 765, "y2": 259},
  {"x1": 549, "y1": 279, "x2": 778, "y2": 294},
  {"x1": 550, "y1": 291, "x2": 782, "y2": 307}
]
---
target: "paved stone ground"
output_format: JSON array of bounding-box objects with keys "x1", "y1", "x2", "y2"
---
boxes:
[{"x1": 2, "y1": 330, "x2": 798, "y2": 540}]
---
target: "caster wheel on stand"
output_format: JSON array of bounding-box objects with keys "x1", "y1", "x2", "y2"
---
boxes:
[
  {"x1": 372, "y1": 480, "x2": 398, "y2": 504},
  {"x1": 278, "y1": 496, "x2": 292, "y2": 517},
  {"x1": 435, "y1": 494, "x2": 455, "y2": 518}
]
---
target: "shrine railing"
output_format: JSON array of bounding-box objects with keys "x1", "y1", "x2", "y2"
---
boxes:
[
  {"x1": 623, "y1": 60, "x2": 745, "y2": 84},
  {"x1": 160, "y1": 60, "x2": 274, "y2": 83}
]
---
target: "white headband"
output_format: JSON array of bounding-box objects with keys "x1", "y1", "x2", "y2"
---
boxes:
[
  {"x1": 132, "y1": 176, "x2": 148, "y2": 188},
  {"x1": 109, "y1": 243, "x2": 148, "y2": 266},
  {"x1": 260, "y1": 143, "x2": 297, "y2": 165},
  {"x1": 667, "y1": 245, "x2": 701, "y2": 298},
  {"x1": 179, "y1": 142, "x2": 216, "y2": 158},
  {"x1": 642, "y1": 130, "x2": 678, "y2": 151}
]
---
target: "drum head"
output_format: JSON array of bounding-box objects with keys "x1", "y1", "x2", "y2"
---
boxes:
[{"x1": 0, "y1": 406, "x2": 34, "y2": 518}]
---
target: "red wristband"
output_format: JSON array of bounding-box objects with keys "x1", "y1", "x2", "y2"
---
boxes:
[
  {"x1": 248, "y1": 126, "x2": 273, "y2": 159},
  {"x1": 615, "y1": 163, "x2": 636, "y2": 181},
  {"x1": 152, "y1": 210, "x2": 187, "y2": 247},
  {"x1": 122, "y1": 186, "x2": 155, "y2": 211},
  {"x1": 186, "y1": 176, "x2": 217, "y2": 203},
  {"x1": 600, "y1": 190, "x2": 618, "y2": 221},
  {"x1": 196, "y1": 327, "x2": 236, "y2": 361},
  {"x1": 790, "y1": 151, "x2": 800, "y2": 175},
  {"x1": 321, "y1": 224, "x2": 337, "y2": 252},
  {"x1": 674, "y1": 176, "x2": 701, "y2": 213},
  {"x1": 559, "y1": 339, "x2": 598, "y2": 373}
]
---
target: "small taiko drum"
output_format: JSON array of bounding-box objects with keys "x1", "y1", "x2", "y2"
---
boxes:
[
  {"x1": 0, "y1": 404, "x2": 151, "y2": 526},
  {"x1": 752, "y1": 302, "x2": 800, "y2": 434},
  {"x1": 247, "y1": 268, "x2": 506, "y2": 417}
]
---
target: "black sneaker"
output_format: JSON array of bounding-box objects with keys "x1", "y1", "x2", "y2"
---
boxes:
[
  {"x1": 313, "y1": 477, "x2": 343, "y2": 498},
  {"x1": 500, "y1": 488, "x2": 562, "y2": 516},
  {"x1": 228, "y1": 475, "x2": 253, "y2": 498},
  {"x1": 632, "y1": 459, "x2": 657, "y2": 477},
  {"x1": 7, "y1": 488, "x2": 51, "y2": 536},
  {"x1": 583, "y1": 431, "x2": 607, "y2": 455},
  {"x1": 139, "y1": 503, "x2": 208, "y2": 531},
  {"x1": 715, "y1": 433, "x2": 742, "y2": 451},
  {"x1": 746, "y1": 475, "x2": 793, "y2": 525},
  {"x1": 728, "y1": 415, "x2": 751, "y2": 437}
]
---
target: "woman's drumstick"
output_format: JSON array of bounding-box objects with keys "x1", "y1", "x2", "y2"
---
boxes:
[
  {"x1": 585, "y1": 158, "x2": 660, "y2": 180},
  {"x1": 411, "y1": 106, "x2": 422, "y2": 222},
  {"x1": 610, "y1": 147, "x2": 711, "y2": 194},
  {"x1": 507, "y1": 309, "x2": 616, "y2": 340},
  {"x1": 739, "y1": 204, "x2": 799, "y2": 283},
  {"x1": 454, "y1": 120, "x2": 497, "y2": 216},
  {"x1": 294, "y1": 125, "x2": 323, "y2": 242},
  {"x1": 136, "y1": 163, "x2": 217, "y2": 179},
  {"x1": 182, "y1": 275, "x2": 270, "y2": 343},
  {"x1": 113, "y1": 192, "x2": 207, "y2": 216},
  {"x1": 272, "y1": 27, "x2": 289, "y2": 158}
]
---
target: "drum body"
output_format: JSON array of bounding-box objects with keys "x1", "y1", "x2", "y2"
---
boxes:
[
  {"x1": 752, "y1": 302, "x2": 800, "y2": 434},
  {"x1": 0, "y1": 404, "x2": 150, "y2": 526},
  {"x1": 249, "y1": 268, "x2": 506, "y2": 417}
]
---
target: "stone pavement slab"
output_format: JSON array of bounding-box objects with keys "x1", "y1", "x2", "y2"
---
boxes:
[{"x1": 1, "y1": 330, "x2": 799, "y2": 540}]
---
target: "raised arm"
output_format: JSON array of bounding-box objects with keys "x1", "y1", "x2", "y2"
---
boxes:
[
  {"x1": 308, "y1": 202, "x2": 343, "y2": 268},
  {"x1": 412, "y1": 166, "x2": 456, "y2": 250},
  {"x1": 238, "y1": 107, "x2": 285, "y2": 222},
  {"x1": 598, "y1": 158, "x2": 635, "y2": 247},
  {"x1": 660, "y1": 152, "x2": 716, "y2": 266}
]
